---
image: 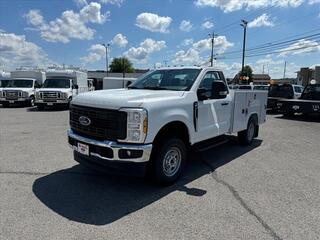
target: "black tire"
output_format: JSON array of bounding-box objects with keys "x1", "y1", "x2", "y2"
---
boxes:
[
  {"x1": 37, "y1": 105, "x2": 44, "y2": 111},
  {"x1": 152, "y1": 137, "x2": 187, "y2": 185},
  {"x1": 238, "y1": 117, "x2": 256, "y2": 146},
  {"x1": 283, "y1": 112, "x2": 294, "y2": 118}
]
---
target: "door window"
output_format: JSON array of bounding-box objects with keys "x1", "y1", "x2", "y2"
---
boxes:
[{"x1": 198, "y1": 71, "x2": 226, "y2": 99}]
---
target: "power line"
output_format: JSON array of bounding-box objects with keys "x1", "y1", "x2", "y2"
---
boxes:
[{"x1": 218, "y1": 33, "x2": 320, "y2": 57}]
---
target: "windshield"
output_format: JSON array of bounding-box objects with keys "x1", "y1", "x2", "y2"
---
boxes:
[
  {"x1": 301, "y1": 84, "x2": 320, "y2": 100},
  {"x1": 0, "y1": 80, "x2": 10, "y2": 88},
  {"x1": 129, "y1": 69, "x2": 201, "y2": 91},
  {"x1": 268, "y1": 84, "x2": 294, "y2": 98},
  {"x1": 43, "y1": 78, "x2": 71, "y2": 88},
  {"x1": 6, "y1": 79, "x2": 33, "y2": 88}
]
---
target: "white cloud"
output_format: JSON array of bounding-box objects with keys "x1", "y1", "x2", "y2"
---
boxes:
[
  {"x1": 193, "y1": 36, "x2": 233, "y2": 54},
  {"x1": 136, "y1": 13, "x2": 172, "y2": 33},
  {"x1": 194, "y1": 0, "x2": 304, "y2": 12},
  {"x1": 125, "y1": 38, "x2": 166, "y2": 62},
  {"x1": 81, "y1": 44, "x2": 106, "y2": 63},
  {"x1": 25, "y1": 2, "x2": 109, "y2": 43},
  {"x1": 248, "y1": 14, "x2": 274, "y2": 28},
  {"x1": 74, "y1": 0, "x2": 88, "y2": 7},
  {"x1": 180, "y1": 38, "x2": 194, "y2": 47},
  {"x1": 0, "y1": 32, "x2": 52, "y2": 70},
  {"x1": 100, "y1": 0, "x2": 124, "y2": 6},
  {"x1": 179, "y1": 20, "x2": 193, "y2": 32},
  {"x1": 173, "y1": 49, "x2": 202, "y2": 65},
  {"x1": 309, "y1": 0, "x2": 320, "y2": 4},
  {"x1": 79, "y1": 2, "x2": 109, "y2": 24},
  {"x1": 112, "y1": 33, "x2": 128, "y2": 48},
  {"x1": 278, "y1": 39, "x2": 320, "y2": 56},
  {"x1": 201, "y1": 20, "x2": 214, "y2": 29}
]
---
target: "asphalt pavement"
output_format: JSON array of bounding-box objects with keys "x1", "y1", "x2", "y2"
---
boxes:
[{"x1": 0, "y1": 106, "x2": 320, "y2": 240}]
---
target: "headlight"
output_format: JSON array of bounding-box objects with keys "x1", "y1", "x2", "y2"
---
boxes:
[
  {"x1": 36, "y1": 92, "x2": 41, "y2": 99},
  {"x1": 21, "y1": 91, "x2": 28, "y2": 98},
  {"x1": 119, "y1": 108, "x2": 148, "y2": 143}
]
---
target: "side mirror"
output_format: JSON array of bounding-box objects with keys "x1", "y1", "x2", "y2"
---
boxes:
[
  {"x1": 197, "y1": 88, "x2": 208, "y2": 101},
  {"x1": 73, "y1": 84, "x2": 79, "y2": 90},
  {"x1": 126, "y1": 81, "x2": 132, "y2": 87},
  {"x1": 211, "y1": 81, "x2": 228, "y2": 99}
]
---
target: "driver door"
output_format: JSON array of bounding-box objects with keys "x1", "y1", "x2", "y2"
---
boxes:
[{"x1": 195, "y1": 71, "x2": 232, "y2": 142}]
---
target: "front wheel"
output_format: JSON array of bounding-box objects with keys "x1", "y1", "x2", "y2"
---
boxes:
[
  {"x1": 29, "y1": 96, "x2": 35, "y2": 107},
  {"x1": 238, "y1": 118, "x2": 256, "y2": 146},
  {"x1": 152, "y1": 138, "x2": 187, "y2": 185}
]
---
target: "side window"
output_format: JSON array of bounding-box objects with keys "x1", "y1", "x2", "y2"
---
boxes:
[
  {"x1": 198, "y1": 71, "x2": 222, "y2": 99},
  {"x1": 294, "y1": 86, "x2": 301, "y2": 93}
]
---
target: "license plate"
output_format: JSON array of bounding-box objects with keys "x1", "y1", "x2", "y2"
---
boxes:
[
  {"x1": 9, "y1": 100, "x2": 14, "y2": 103},
  {"x1": 77, "y1": 142, "x2": 89, "y2": 156},
  {"x1": 47, "y1": 103, "x2": 53, "y2": 106}
]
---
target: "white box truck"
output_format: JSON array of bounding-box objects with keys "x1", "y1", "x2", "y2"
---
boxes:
[
  {"x1": 103, "y1": 77, "x2": 137, "y2": 90},
  {"x1": 67, "y1": 67, "x2": 267, "y2": 184},
  {"x1": 0, "y1": 70, "x2": 45, "y2": 107},
  {"x1": 35, "y1": 69, "x2": 88, "y2": 110}
]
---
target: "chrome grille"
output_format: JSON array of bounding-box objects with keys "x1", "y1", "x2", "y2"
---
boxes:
[
  {"x1": 42, "y1": 91, "x2": 58, "y2": 100},
  {"x1": 5, "y1": 91, "x2": 20, "y2": 100}
]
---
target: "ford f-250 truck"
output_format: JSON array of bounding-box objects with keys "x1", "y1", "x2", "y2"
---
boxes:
[
  {"x1": 67, "y1": 67, "x2": 267, "y2": 184},
  {"x1": 277, "y1": 82, "x2": 320, "y2": 116}
]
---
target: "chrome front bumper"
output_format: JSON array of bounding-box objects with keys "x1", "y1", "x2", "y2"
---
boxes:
[{"x1": 67, "y1": 129, "x2": 152, "y2": 163}]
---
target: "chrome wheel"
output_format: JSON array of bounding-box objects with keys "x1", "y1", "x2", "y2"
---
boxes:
[{"x1": 162, "y1": 147, "x2": 182, "y2": 177}]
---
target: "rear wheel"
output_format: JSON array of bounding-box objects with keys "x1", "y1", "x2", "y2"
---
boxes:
[
  {"x1": 238, "y1": 117, "x2": 256, "y2": 146},
  {"x1": 152, "y1": 137, "x2": 187, "y2": 185}
]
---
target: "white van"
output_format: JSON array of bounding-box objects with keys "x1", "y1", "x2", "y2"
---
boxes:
[
  {"x1": 0, "y1": 70, "x2": 45, "y2": 107},
  {"x1": 35, "y1": 70, "x2": 88, "y2": 109}
]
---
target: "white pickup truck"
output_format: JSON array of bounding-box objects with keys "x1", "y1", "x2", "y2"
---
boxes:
[{"x1": 68, "y1": 67, "x2": 267, "y2": 184}]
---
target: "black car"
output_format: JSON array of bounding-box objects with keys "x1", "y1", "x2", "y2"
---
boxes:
[
  {"x1": 267, "y1": 84, "x2": 303, "y2": 112},
  {"x1": 277, "y1": 83, "x2": 320, "y2": 116}
]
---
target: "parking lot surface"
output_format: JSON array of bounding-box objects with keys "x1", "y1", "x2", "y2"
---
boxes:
[{"x1": 1, "y1": 107, "x2": 320, "y2": 240}]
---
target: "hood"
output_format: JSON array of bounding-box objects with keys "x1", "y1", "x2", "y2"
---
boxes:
[
  {"x1": 72, "y1": 88, "x2": 185, "y2": 109},
  {"x1": 37, "y1": 88, "x2": 71, "y2": 92}
]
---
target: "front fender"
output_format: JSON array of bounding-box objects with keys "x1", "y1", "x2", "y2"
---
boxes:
[{"x1": 145, "y1": 106, "x2": 194, "y2": 144}]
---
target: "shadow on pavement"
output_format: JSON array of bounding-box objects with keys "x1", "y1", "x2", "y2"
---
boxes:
[
  {"x1": 26, "y1": 107, "x2": 69, "y2": 112},
  {"x1": 33, "y1": 138, "x2": 262, "y2": 225},
  {"x1": 275, "y1": 114, "x2": 320, "y2": 123}
]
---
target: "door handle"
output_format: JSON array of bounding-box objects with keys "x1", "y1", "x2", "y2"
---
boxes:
[{"x1": 221, "y1": 102, "x2": 229, "y2": 106}]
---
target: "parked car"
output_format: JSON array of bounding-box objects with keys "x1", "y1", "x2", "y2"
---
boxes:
[
  {"x1": 0, "y1": 70, "x2": 45, "y2": 107},
  {"x1": 35, "y1": 70, "x2": 88, "y2": 110},
  {"x1": 278, "y1": 82, "x2": 320, "y2": 116},
  {"x1": 67, "y1": 67, "x2": 267, "y2": 184},
  {"x1": 267, "y1": 84, "x2": 304, "y2": 112}
]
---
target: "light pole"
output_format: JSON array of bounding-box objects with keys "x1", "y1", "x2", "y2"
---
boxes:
[
  {"x1": 208, "y1": 32, "x2": 218, "y2": 67},
  {"x1": 102, "y1": 43, "x2": 110, "y2": 76},
  {"x1": 240, "y1": 19, "x2": 248, "y2": 84}
]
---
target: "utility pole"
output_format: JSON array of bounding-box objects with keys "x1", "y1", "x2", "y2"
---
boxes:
[
  {"x1": 208, "y1": 32, "x2": 218, "y2": 67},
  {"x1": 262, "y1": 64, "x2": 265, "y2": 74},
  {"x1": 102, "y1": 43, "x2": 110, "y2": 76},
  {"x1": 283, "y1": 61, "x2": 287, "y2": 79},
  {"x1": 240, "y1": 19, "x2": 248, "y2": 83}
]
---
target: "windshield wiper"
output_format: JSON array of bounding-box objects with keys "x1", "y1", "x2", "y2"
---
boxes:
[
  {"x1": 143, "y1": 86, "x2": 168, "y2": 90},
  {"x1": 127, "y1": 86, "x2": 140, "y2": 89}
]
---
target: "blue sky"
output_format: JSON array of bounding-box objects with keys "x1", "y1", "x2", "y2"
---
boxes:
[{"x1": 0, "y1": 0, "x2": 319, "y2": 78}]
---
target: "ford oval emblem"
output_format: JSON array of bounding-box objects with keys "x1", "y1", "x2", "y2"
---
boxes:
[{"x1": 79, "y1": 116, "x2": 91, "y2": 126}]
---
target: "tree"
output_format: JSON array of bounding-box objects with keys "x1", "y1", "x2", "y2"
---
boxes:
[
  {"x1": 238, "y1": 65, "x2": 253, "y2": 84},
  {"x1": 109, "y1": 57, "x2": 134, "y2": 73}
]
